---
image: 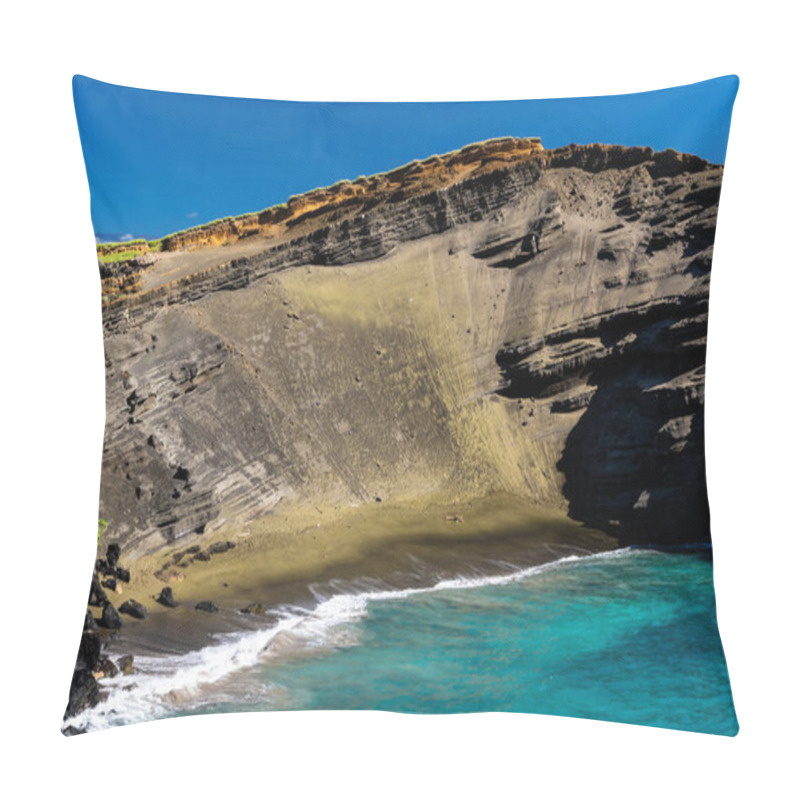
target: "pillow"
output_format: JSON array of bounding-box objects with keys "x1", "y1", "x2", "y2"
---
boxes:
[{"x1": 64, "y1": 74, "x2": 739, "y2": 736}]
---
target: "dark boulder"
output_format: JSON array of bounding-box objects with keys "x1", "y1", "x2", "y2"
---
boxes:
[
  {"x1": 156, "y1": 587, "x2": 178, "y2": 608},
  {"x1": 97, "y1": 657, "x2": 118, "y2": 678},
  {"x1": 101, "y1": 577, "x2": 117, "y2": 591},
  {"x1": 207, "y1": 541, "x2": 236, "y2": 555},
  {"x1": 195, "y1": 601, "x2": 218, "y2": 613},
  {"x1": 95, "y1": 558, "x2": 108, "y2": 574},
  {"x1": 106, "y1": 543, "x2": 121, "y2": 569},
  {"x1": 193, "y1": 551, "x2": 211, "y2": 562},
  {"x1": 62, "y1": 726, "x2": 85, "y2": 737},
  {"x1": 116, "y1": 655, "x2": 134, "y2": 675},
  {"x1": 84, "y1": 610, "x2": 98, "y2": 633},
  {"x1": 77, "y1": 630, "x2": 101, "y2": 671},
  {"x1": 65, "y1": 669, "x2": 100, "y2": 719},
  {"x1": 89, "y1": 575, "x2": 107, "y2": 607},
  {"x1": 119, "y1": 599, "x2": 147, "y2": 619},
  {"x1": 116, "y1": 566, "x2": 131, "y2": 583},
  {"x1": 99, "y1": 602, "x2": 121, "y2": 630}
]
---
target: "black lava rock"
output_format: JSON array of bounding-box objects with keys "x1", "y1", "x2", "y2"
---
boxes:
[
  {"x1": 99, "y1": 602, "x2": 121, "y2": 630},
  {"x1": 95, "y1": 558, "x2": 108, "y2": 574},
  {"x1": 195, "y1": 601, "x2": 218, "y2": 613},
  {"x1": 207, "y1": 541, "x2": 236, "y2": 555},
  {"x1": 77, "y1": 630, "x2": 101, "y2": 672},
  {"x1": 156, "y1": 587, "x2": 178, "y2": 608},
  {"x1": 97, "y1": 657, "x2": 118, "y2": 678},
  {"x1": 106, "y1": 543, "x2": 121, "y2": 569},
  {"x1": 65, "y1": 669, "x2": 100, "y2": 719},
  {"x1": 119, "y1": 599, "x2": 147, "y2": 619},
  {"x1": 116, "y1": 655, "x2": 134, "y2": 675},
  {"x1": 116, "y1": 566, "x2": 131, "y2": 583},
  {"x1": 84, "y1": 610, "x2": 98, "y2": 633},
  {"x1": 89, "y1": 575, "x2": 108, "y2": 607},
  {"x1": 101, "y1": 577, "x2": 117, "y2": 591}
]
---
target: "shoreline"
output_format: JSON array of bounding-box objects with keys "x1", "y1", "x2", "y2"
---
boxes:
[
  {"x1": 66, "y1": 495, "x2": 624, "y2": 733},
  {"x1": 108, "y1": 492, "x2": 619, "y2": 656},
  {"x1": 62, "y1": 547, "x2": 735, "y2": 735},
  {"x1": 68, "y1": 542, "x2": 640, "y2": 734}
]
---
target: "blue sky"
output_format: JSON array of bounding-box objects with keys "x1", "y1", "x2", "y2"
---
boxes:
[{"x1": 73, "y1": 75, "x2": 738, "y2": 242}]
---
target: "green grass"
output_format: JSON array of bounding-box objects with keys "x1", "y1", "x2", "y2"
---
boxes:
[
  {"x1": 97, "y1": 519, "x2": 107, "y2": 547},
  {"x1": 98, "y1": 249, "x2": 144, "y2": 264},
  {"x1": 97, "y1": 238, "x2": 147, "y2": 251}
]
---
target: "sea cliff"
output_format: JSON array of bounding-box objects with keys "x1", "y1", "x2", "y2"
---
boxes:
[{"x1": 96, "y1": 138, "x2": 720, "y2": 557}]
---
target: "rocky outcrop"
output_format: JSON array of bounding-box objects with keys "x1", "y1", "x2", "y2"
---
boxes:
[
  {"x1": 94, "y1": 139, "x2": 725, "y2": 556},
  {"x1": 65, "y1": 605, "x2": 103, "y2": 725},
  {"x1": 64, "y1": 543, "x2": 138, "y2": 732},
  {"x1": 65, "y1": 669, "x2": 100, "y2": 721},
  {"x1": 497, "y1": 296, "x2": 711, "y2": 544}
]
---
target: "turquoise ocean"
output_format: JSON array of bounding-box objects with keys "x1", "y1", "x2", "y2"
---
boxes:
[{"x1": 70, "y1": 548, "x2": 738, "y2": 735}]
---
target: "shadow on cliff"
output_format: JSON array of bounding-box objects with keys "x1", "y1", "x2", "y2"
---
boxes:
[{"x1": 556, "y1": 357, "x2": 711, "y2": 548}]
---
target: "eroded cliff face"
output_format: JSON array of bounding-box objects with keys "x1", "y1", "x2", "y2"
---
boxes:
[{"x1": 97, "y1": 139, "x2": 721, "y2": 555}]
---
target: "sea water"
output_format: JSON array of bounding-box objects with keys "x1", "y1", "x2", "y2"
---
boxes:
[{"x1": 71, "y1": 548, "x2": 738, "y2": 735}]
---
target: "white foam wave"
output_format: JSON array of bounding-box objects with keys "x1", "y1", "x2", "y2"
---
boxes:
[{"x1": 66, "y1": 546, "x2": 633, "y2": 732}]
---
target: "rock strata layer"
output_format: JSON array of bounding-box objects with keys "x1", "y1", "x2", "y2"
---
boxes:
[{"x1": 96, "y1": 139, "x2": 723, "y2": 554}]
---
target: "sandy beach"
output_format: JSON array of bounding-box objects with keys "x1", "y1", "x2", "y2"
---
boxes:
[{"x1": 103, "y1": 492, "x2": 618, "y2": 655}]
